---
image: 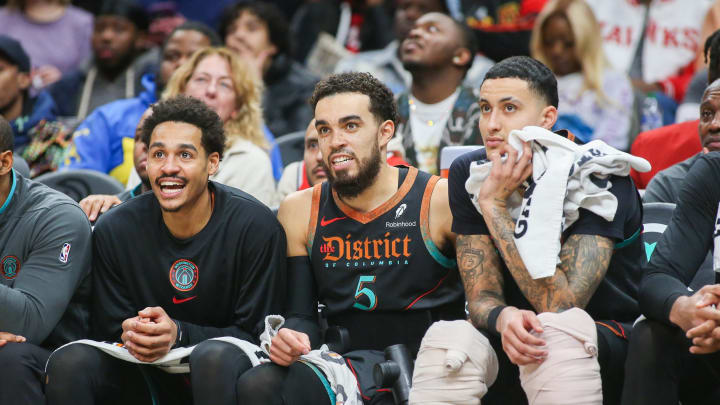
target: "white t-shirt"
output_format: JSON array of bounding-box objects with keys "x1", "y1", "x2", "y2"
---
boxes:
[{"x1": 409, "y1": 89, "x2": 460, "y2": 174}]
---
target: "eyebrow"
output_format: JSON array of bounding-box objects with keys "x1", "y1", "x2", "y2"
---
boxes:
[
  {"x1": 339, "y1": 115, "x2": 362, "y2": 124},
  {"x1": 479, "y1": 96, "x2": 522, "y2": 104},
  {"x1": 148, "y1": 142, "x2": 198, "y2": 152}
]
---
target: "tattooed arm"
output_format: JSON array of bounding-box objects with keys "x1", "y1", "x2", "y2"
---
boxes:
[
  {"x1": 456, "y1": 234, "x2": 505, "y2": 329},
  {"x1": 477, "y1": 142, "x2": 614, "y2": 313}
]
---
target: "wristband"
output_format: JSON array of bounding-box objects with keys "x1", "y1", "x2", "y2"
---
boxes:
[
  {"x1": 172, "y1": 319, "x2": 183, "y2": 348},
  {"x1": 487, "y1": 305, "x2": 507, "y2": 337}
]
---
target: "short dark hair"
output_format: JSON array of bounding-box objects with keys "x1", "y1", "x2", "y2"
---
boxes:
[
  {"x1": 141, "y1": 95, "x2": 226, "y2": 159},
  {"x1": 705, "y1": 29, "x2": 720, "y2": 83},
  {"x1": 482, "y1": 56, "x2": 559, "y2": 108},
  {"x1": 219, "y1": 2, "x2": 290, "y2": 56},
  {"x1": 163, "y1": 21, "x2": 222, "y2": 51},
  {"x1": 0, "y1": 116, "x2": 12, "y2": 153},
  {"x1": 99, "y1": 0, "x2": 150, "y2": 31},
  {"x1": 310, "y1": 72, "x2": 399, "y2": 126}
]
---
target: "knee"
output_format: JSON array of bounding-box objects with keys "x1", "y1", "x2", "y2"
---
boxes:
[
  {"x1": 190, "y1": 340, "x2": 246, "y2": 369},
  {"x1": 236, "y1": 363, "x2": 286, "y2": 403},
  {"x1": 627, "y1": 319, "x2": 679, "y2": 364},
  {"x1": 0, "y1": 343, "x2": 42, "y2": 376},
  {"x1": 45, "y1": 343, "x2": 100, "y2": 383}
]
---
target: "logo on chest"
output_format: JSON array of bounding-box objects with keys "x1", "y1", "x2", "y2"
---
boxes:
[
  {"x1": 1, "y1": 256, "x2": 20, "y2": 280},
  {"x1": 169, "y1": 259, "x2": 199, "y2": 292}
]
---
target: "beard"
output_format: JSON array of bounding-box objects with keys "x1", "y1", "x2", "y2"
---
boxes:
[{"x1": 322, "y1": 140, "x2": 382, "y2": 199}]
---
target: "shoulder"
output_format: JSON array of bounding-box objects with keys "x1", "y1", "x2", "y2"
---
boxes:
[
  {"x1": 278, "y1": 186, "x2": 314, "y2": 229},
  {"x1": 93, "y1": 191, "x2": 154, "y2": 235},
  {"x1": 23, "y1": 179, "x2": 90, "y2": 227}
]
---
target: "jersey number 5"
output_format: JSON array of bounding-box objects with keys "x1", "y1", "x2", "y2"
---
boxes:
[{"x1": 353, "y1": 275, "x2": 378, "y2": 311}]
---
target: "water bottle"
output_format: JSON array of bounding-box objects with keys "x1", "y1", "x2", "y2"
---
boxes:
[{"x1": 640, "y1": 95, "x2": 663, "y2": 132}]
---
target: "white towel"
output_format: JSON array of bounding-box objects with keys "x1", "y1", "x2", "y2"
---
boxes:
[
  {"x1": 466, "y1": 126, "x2": 650, "y2": 279},
  {"x1": 260, "y1": 315, "x2": 363, "y2": 405}
]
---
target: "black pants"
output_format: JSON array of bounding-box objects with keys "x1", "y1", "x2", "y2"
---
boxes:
[
  {"x1": 0, "y1": 342, "x2": 50, "y2": 405},
  {"x1": 621, "y1": 319, "x2": 720, "y2": 405},
  {"x1": 235, "y1": 362, "x2": 336, "y2": 405},
  {"x1": 482, "y1": 322, "x2": 630, "y2": 405},
  {"x1": 45, "y1": 340, "x2": 253, "y2": 405}
]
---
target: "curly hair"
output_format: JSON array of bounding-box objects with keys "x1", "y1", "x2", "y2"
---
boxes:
[
  {"x1": 141, "y1": 95, "x2": 226, "y2": 159},
  {"x1": 219, "y1": 1, "x2": 290, "y2": 57},
  {"x1": 310, "y1": 72, "x2": 398, "y2": 126},
  {"x1": 162, "y1": 47, "x2": 267, "y2": 150}
]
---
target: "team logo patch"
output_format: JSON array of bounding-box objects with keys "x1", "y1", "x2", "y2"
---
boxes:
[
  {"x1": 395, "y1": 203, "x2": 407, "y2": 219},
  {"x1": 169, "y1": 259, "x2": 199, "y2": 292},
  {"x1": 59, "y1": 243, "x2": 71, "y2": 263},
  {"x1": 1, "y1": 256, "x2": 20, "y2": 279}
]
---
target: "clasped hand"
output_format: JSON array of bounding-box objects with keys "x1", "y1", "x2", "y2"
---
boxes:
[{"x1": 121, "y1": 307, "x2": 178, "y2": 362}]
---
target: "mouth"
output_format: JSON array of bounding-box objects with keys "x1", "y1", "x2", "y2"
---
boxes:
[
  {"x1": 485, "y1": 136, "x2": 505, "y2": 148},
  {"x1": 97, "y1": 49, "x2": 115, "y2": 60},
  {"x1": 329, "y1": 154, "x2": 355, "y2": 171},
  {"x1": 157, "y1": 178, "x2": 186, "y2": 198},
  {"x1": 402, "y1": 40, "x2": 421, "y2": 54},
  {"x1": 312, "y1": 166, "x2": 327, "y2": 178}
]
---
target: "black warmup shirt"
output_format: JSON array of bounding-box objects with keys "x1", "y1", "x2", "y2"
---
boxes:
[
  {"x1": 306, "y1": 167, "x2": 465, "y2": 353},
  {"x1": 641, "y1": 153, "x2": 720, "y2": 324},
  {"x1": 91, "y1": 181, "x2": 286, "y2": 346},
  {"x1": 448, "y1": 149, "x2": 645, "y2": 322}
]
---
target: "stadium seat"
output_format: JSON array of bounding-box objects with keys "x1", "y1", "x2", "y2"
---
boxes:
[
  {"x1": 277, "y1": 131, "x2": 305, "y2": 168},
  {"x1": 12, "y1": 156, "x2": 30, "y2": 178},
  {"x1": 34, "y1": 169, "x2": 124, "y2": 202},
  {"x1": 439, "y1": 145, "x2": 483, "y2": 178},
  {"x1": 642, "y1": 202, "x2": 714, "y2": 290}
]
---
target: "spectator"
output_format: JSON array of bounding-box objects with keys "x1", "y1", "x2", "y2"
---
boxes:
[
  {"x1": 0, "y1": 35, "x2": 61, "y2": 153},
  {"x1": 163, "y1": 47, "x2": 276, "y2": 206},
  {"x1": 0, "y1": 0, "x2": 93, "y2": 89},
  {"x1": 45, "y1": 96, "x2": 286, "y2": 405},
  {"x1": 453, "y1": 0, "x2": 548, "y2": 62},
  {"x1": 644, "y1": 79, "x2": 720, "y2": 203},
  {"x1": 290, "y1": 0, "x2": 395, "y2": 63},
  {"x1": 587, "y1": 0, "x2": 713, "y2": 103},
  {"x1": 530, "y1": 0, "x2": 633, "y2": 149},
  {"x1": 396, "y1": 12, "x2": 481, "y2": 174},
  {"x1": 60, "y1": 21, "x2": 220, "y2": 186},
  {"x1": 629, "y1": 28, "x2": 720, "y2": 189},
  {"x1": 78, "y1": 107, "x2": 152, "y2": 222},
  {"x1": 677, "y1": 30, "x2": 720, "y2": 122},
  {"x1": 48, "y1": 0, "x2": 153, "y2": 120},
  {"x1": 220, "y1": 1, "x2": 318, "y2": 137},
  {"x1": 276, "y1": 119, "x2": 327, "y2": 201},
  {"x1": 0, "y1": 116, "x2": 92, "y2": 405},
  {"x1": 334, "y1": 0, "x2": 449, "y2": 94}
]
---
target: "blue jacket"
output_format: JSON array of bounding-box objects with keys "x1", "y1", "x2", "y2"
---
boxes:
[
  {"x1": 62, "y1": 74, "x2": 283, "y2": 184},
  {"x1": 11, "y1": 91, "x2": 58, "y2": 151}
]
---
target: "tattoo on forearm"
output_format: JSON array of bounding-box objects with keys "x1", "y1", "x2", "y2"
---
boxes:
[
  {"x1": 482, "y1": 205, "x2": 613, "y2": 313},
  {"x1": 457, "y1": 235, "x2": 506, "y2": 329}
]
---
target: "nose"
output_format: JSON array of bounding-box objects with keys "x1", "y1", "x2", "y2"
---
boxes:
[
  {"x1": 204, "y1": 79, "x2": 217, "y2": 98},
  {"x1": 407, "y1": 25, "x2": 422, "y2": 40},
  {"x1": 161, "y1": 155, "x2": 181, "y2": 175},
  {"x1": 328, "y1": 130, "x2": 348, "y2": 151},
  {"x1": 485, "y1": 109, "x2": 502, "y2": 134},
  {"x1": 100, "y1": 27, "x2": 114, "y2": 43}
]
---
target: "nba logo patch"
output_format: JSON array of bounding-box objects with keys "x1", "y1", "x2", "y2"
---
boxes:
[{"x1": 59, "y1": 243, "x2": 71, "y2": 263}]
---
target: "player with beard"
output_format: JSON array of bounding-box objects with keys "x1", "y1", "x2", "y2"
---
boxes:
[{"x1": 228, "y1": 72, "x2": 465, "y2": 405}]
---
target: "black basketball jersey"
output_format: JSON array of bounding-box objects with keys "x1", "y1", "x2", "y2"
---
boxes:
[{"x1": 307, "y1": 167, "x2": 465, "y2": 353}]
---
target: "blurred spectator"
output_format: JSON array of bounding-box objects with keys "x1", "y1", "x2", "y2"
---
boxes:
[
  {"x1": 290, "y1": 0, "x2": 395, "y2": 63},
  {"x1": 163, "y1": 47, "x2": 276, "y2": 206},
  {"x1": 587, "y1": 0, "x2": 713, "y2": 103},
  {"x1": 645, "y1": 78, "x2": 720, "y2": 203},
  {"x1": 677, "y1": 30, "x2": 720, "y2": 122},
  {"x1": 276, "y1": 119, "x2": 326, "y2": 201},
  {"x1": 0, "y1": 0, "x2": 92, "y2": 89},
  {"x1": 629, "y1": 30, "x2": 720, "y2": 189},
  {"x1": 220, "y1": 1, "x2": 318, "y2": 137},
  {"x1": 530, "y1": 0, "x2": 633, "y2": 149},
  {"x1": 395, "y1": 12, "x2": 481, "y2": 174},
  {"x1": 0, "y1": 35, "x2": 61, "y2": 152},
  {"x1": 78, "y1": 107, "x2": 152, "y2": 222},
  {"x1": 450, "y1": 0, "x2": 548, "y2": 62},
  {"x1": 48, "y1": 0, "x2": 153, "y2": 120},
  {"x1": 61, "y1": 21, "x2": 220, "y2": 186},
  {"x1": 138, "y1": 0, "x2": 235, "y2": 28}
]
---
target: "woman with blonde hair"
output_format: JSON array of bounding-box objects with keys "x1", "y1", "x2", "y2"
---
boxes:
[
  {"x1": 530, "y1": 0, "x2": 634, "y2": 150},
  {"x1": 163, "y1": 46, "x2": 277, "y2": 205}
]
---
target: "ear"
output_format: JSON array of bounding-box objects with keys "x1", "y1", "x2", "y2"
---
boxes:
[
  {"x1": 0, "y1": 150, "x2": 14, "y2": 177},
  {"x1": 538, "y1": 105, "x2": 558, "y2": 130},
  {"x1": 378, "y1": 120, "x2": 395, "y2": 150},
  {"x1": 207, "y1": 151, "x2": 220, "y2": 176},
  {"x1": 17, "y1": 72, "x2": 30, "y2": 91},
  {"x1": 452, "y1": 48, "x2": 472, "y2": 69}
]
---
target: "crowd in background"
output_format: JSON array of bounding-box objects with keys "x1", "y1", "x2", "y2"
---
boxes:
[{"x1": 3, "y1": 0, "x2": 720, "y2": 206}]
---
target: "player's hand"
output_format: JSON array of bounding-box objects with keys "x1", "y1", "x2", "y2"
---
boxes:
[
  {"x1": 477, "y1": 142, "x2": 533, "y2": 208},
  {"x1": 670, "y1": 285, "x2": 720, "y2": 334},
  {"x1": 269, "y1": 328, "x2": 311, "y2": 366},
  {"x1": 79, "y1": 194, "x2": 122, "y2": 221},
  {"x1": 121, "y1": 307, "x2": 178, "y2": 363},
  {"x1": 496, "y1": 306, "x2": 547, "y2": 365},
  {"x1": 0, "y1": 332, "x2": 26, "y2": 347}
]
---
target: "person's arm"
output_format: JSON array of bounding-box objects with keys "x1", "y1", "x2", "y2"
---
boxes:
[
  {"x1": 448, "y1": 152, "x2": 547, "y2": 365},
  {"x1": 0, "y1": 204, "x2": 92, "y2": 344},
  {"x1": 640, "y1": 154, "x2": 720, "y2": 325},
  {"x1": 643, "y1": 170, "x2": 678, "y2": 203},
  {"x1": 476, "y1": 143, "x2": 614, "y2": 313},
  {"x1": 60, "y1": 110, "x2": 112, "y2": 173},
  {"x1": 270, "y1": 188, "x2": 317, "y2": 366}
]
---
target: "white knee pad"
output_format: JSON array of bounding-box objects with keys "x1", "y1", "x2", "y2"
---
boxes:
[
  {"x1": 519, "y1": 308, "x2": 602, "y2": 405},
  {"x1": 409, "y1": 320, "x2": 498, "y2": 405}
]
